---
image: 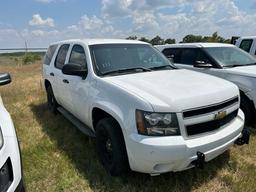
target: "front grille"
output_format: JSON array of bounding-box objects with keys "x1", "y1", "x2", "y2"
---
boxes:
[
  {"x1": 186, "y1": 109, "x2": 238, "y2": 136},
  {"x1": 0, "y1": 158, "x2": 13, "y2": 192},
  {"x1": 183, "y1": 97, "x2": 239, "y2": 118}
]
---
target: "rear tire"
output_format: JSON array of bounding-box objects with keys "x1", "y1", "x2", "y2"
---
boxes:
[
  {"x1": 46, "y1": 86, "x2": 58, "y2": 114},
  {"x1": 96, "y1": 118, "x2": 129, "y2": 176},
  {"x1": 240, "y1": 96, "x2": 253, "y2": 125}
]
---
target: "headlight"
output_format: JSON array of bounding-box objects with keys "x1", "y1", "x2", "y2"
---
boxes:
[
  {"x1": 136, "y1": 110, "x2": 180, "y2": 136},
  {"x1": 0, "y1": 127, "x2": 3, "y2": 149}
]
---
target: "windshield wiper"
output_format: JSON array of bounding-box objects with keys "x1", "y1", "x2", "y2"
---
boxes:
[
  {"x1": 149, "y1": 65, "x2": 173, "y2": 70},
  {"x1": 101, "y1": 67, "x2": 151, "y2": 76}
]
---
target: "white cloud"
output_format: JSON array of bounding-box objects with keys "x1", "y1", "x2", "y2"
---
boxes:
[
  {"x1": 29, "y1": 14, "x2": 55, "y2": 27},
  {"x1": 2, "y1": 0, "x2": 256, "y2": 49},
  {"x1": 34, "y1": 0, "x2": 66, "y2": 3}
]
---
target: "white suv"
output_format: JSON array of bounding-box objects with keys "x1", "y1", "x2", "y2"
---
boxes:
[
  {"x1": 156, "y1": 43, "x2": 256, "y2": 124},
  {"x1": 0, "y1": 73, "x2": 25, "y2": 192},
  {"x1": 43, "y1": 39, "x2": 247, "y2": 176}
]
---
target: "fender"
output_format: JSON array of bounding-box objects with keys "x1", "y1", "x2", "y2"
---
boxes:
[{"x1": 90, "y1": 101, "x2": 127, "y2": 135}]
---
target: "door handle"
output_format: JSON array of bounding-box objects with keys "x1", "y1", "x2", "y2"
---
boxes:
[
  {"x1": 50, "y1": 72, "x2": 54, "y2": 76},
  {"x1": 63, "y1": 79, "x2": 69, "y2": 84}
]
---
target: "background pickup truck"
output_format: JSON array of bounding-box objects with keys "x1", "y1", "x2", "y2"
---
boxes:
[
  {"x1": 235, "y1": 36, "x2": 256, "y2": 57},
  {"x1": 156, "y1": 43, "x2": 256, "y2": 125},
  {"x1": 43, "y1": 39, "x2": 247, "y2": 176}
]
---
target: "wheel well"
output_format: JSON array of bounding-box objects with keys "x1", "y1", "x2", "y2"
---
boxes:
[
  {"x1": 44, "y1": 80, "x2": 51, "y2": 90},
  {"x1": 240, "y1": 91, "x2": 255, "y2": 111},
  {"x1": 92, "y1": 108, "x2": 117, "y2": 130}
]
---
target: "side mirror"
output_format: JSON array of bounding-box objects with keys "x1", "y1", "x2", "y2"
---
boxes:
[
  {"x1": 0, "y1": 73, "x2": 11, "y2": 86},
  {"x1": 62, "y1": 63, "x2": 87, "y2": 77},
  {"x1": 193, "y1": 61, "x2": 212, "y2": 68}
]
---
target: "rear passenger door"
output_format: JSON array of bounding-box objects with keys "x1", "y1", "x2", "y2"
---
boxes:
[{"x1": 52, "y1": 44, "x2": 71, "y2": 109}]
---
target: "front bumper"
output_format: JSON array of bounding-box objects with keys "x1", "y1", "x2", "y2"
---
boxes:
[
  {"x1": 126, "y1": 109, "x2": 244, "y2": 174},
  {"x1": 0, "y1": 136, "x2": 23, "y2": 192}
]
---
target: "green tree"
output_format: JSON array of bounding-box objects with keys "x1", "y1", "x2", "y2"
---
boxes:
[
  {"x1": 164, "y1": 38, "x2": 176, "y2": 44},
  {"x1": 139, "y1": 37, "x2": 150, "y2": 43},
  {"x1": 126, "y1": 36, "x2": 138, "y2": 40},
  {"x1": 150, "y1": 35, "x2": 164, "y2": 45},
  {"x1": 182, "y1": 34, "x2": 204, "y2": 43}
]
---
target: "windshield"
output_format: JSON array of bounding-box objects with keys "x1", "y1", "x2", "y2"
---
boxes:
[
  {"x1": 90, "y1": 44, "x2": 173, "y2": 76},
  {"x1": 204, "y1": 46, "x2": 256, "y2": 67}
]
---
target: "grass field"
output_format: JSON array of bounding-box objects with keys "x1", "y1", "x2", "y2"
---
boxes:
[{"x1": 0, "y1": 57, "x2": 256, "y2": 192}]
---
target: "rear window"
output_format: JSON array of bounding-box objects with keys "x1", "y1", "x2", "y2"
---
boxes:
[
  {"x1": 43, "y1": 44, "x2": 58, "y2": 65},
  {"x1": 239, "y1": 39, "x2": 253, "y2": 53}
]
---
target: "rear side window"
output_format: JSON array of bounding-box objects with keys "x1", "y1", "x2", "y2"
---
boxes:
[
  {"x1": 43, "y1": 45, "x2": 58, "y2": 65},
  {"x1": 69, "y1": 45, "x2": 87, "y2": 69},
  {"x1": 239, "y1": 39, "x2": 253, "y2": 53},
  {"x1": 55, "y1": 44, "x2": 70, "y2": 69},
  {"x1": 180, "y1": 48, "x2": 211, "y2": 65},
  {"x1": 162, "y1": 48, "x2": 181, "y2": 63}
]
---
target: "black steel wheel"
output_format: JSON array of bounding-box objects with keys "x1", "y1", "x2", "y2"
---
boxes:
[
  {"x1": 46, "y1": 86, "x2": 58, "y2": 114},
  {"x1": 96, "y1": 118, "x2": 129, "y2": 176}
]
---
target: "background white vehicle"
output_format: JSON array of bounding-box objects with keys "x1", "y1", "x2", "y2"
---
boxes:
[
  {"x1": 0, "y1": 73, "x2": 25, "y2": 192},
  {"x1": 43, "y1": 39, "x2": 247, "y2": 176},
  {"x1": 156, "y1": 43, "x2": 256, "y2": 124},
  {"x1": 235, "y1": 36, "x2": 256, "y2": 57}
]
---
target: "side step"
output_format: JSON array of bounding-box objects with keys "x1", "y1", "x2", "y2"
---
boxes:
[{"x1": 57, "y1": 107, "x2": 96, "y2": 137}]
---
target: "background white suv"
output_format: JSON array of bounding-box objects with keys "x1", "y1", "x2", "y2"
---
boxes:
[
  {"x1": 43, "y1": 39, "x2": 247, "y2": 176},
  {"x1": 0, "y1": 73, "x2": 25, "y2": 192},
  {"x1": 156, "y1": 43, "x2": 256, "y2": 125}
]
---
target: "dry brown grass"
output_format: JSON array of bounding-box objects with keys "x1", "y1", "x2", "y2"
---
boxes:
[{"x1": 0, "y1": 59, "x2": 255, "y2": 192}]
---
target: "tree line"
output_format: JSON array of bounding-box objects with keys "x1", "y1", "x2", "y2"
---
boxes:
[{"x1": 126, "y1": 32, "x2": 231, "y2": 45}]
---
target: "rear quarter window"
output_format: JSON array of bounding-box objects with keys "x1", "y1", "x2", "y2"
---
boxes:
[{"x1": 43, "y1": 44, "x2": 58, "y2": 65}]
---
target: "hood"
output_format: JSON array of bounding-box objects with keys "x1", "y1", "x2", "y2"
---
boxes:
[
  {"x1": 103, "y1": 69, "x2": 239, "y2": 112},
  {"x1": 224, "y1": 65, "x2": 256, "y2": 78}
]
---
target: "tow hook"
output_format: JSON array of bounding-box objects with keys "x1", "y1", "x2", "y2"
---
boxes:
[
  {"x1": 235, "y1": 127, "x2": 250, "y2": 145},
  {"x1": 192, "y1": 151, "x2": 205, "y2": 169}
]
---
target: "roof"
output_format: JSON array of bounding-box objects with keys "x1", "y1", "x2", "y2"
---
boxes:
[
  {"x1": 50, "y1": 38, "x2": 149, "y2": 46},
  {"x1": 155, "y1": 43, "x2": 235, "y2": 51},
  {"x1": 238, "y1": 36, "x2": 256, "y2": 40}
]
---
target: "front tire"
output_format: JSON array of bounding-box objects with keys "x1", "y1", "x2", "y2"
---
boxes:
[
  {"x1": 96, "y1": 118, "x2": 129, "y2": 176},
  {"x1": 46, "y1": 86, "x2": 58, "y2": 114},
  {"x1": 240, "y1": 96, "x2": 253, "y2": 125}
]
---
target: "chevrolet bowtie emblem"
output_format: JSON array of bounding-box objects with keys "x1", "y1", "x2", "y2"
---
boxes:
[{"x1": 215, "y1": 111, "x2": 227, "y2": 120}]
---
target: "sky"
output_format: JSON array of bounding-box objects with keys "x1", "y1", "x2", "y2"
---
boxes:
[{"x1": 0, "y1": 0, "x2": 256, "y2": 48}]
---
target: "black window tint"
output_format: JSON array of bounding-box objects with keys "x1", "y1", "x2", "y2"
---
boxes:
[
  {"x1": 180, "y1": 49, "x2": 197, "y2": 65},
  {"x1": 162, "y1": 48, "x2": 181, "y2": 63},
  {"x1": 55, "y1": 44, "x2": 70, "y2": 69},
  {"x1": 69, "y1": 45, "x2": 87, "y2": 69},
  {"x1": 44, "y1": 45, "x2": 57, "y2": 65},
  {"x1": 180, "y1": 48, "x2": 211, "y2": 65},
  {"x1": 240, "y1": 39, "x2": 253, "y2": 53}
]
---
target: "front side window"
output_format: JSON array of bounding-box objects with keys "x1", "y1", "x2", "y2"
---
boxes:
[
  {"x1": 69, "y1": 45, "x2": 87, "y2": 69},
  {"x1": 55, "y1": 44, "x2": 70, "y2": 69},
  {"x1": 239, "y1": 39, "x2": 253, "y2": 53},
  {"x1": 90, "y1": 44, "x2": 173, "y2": 76},
  {"x1": 162, "y1": 48, "x2": 181, "y2": 63},
  {"x1": 204, "y1": 46, "x2": 256, "y2": 67}
]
